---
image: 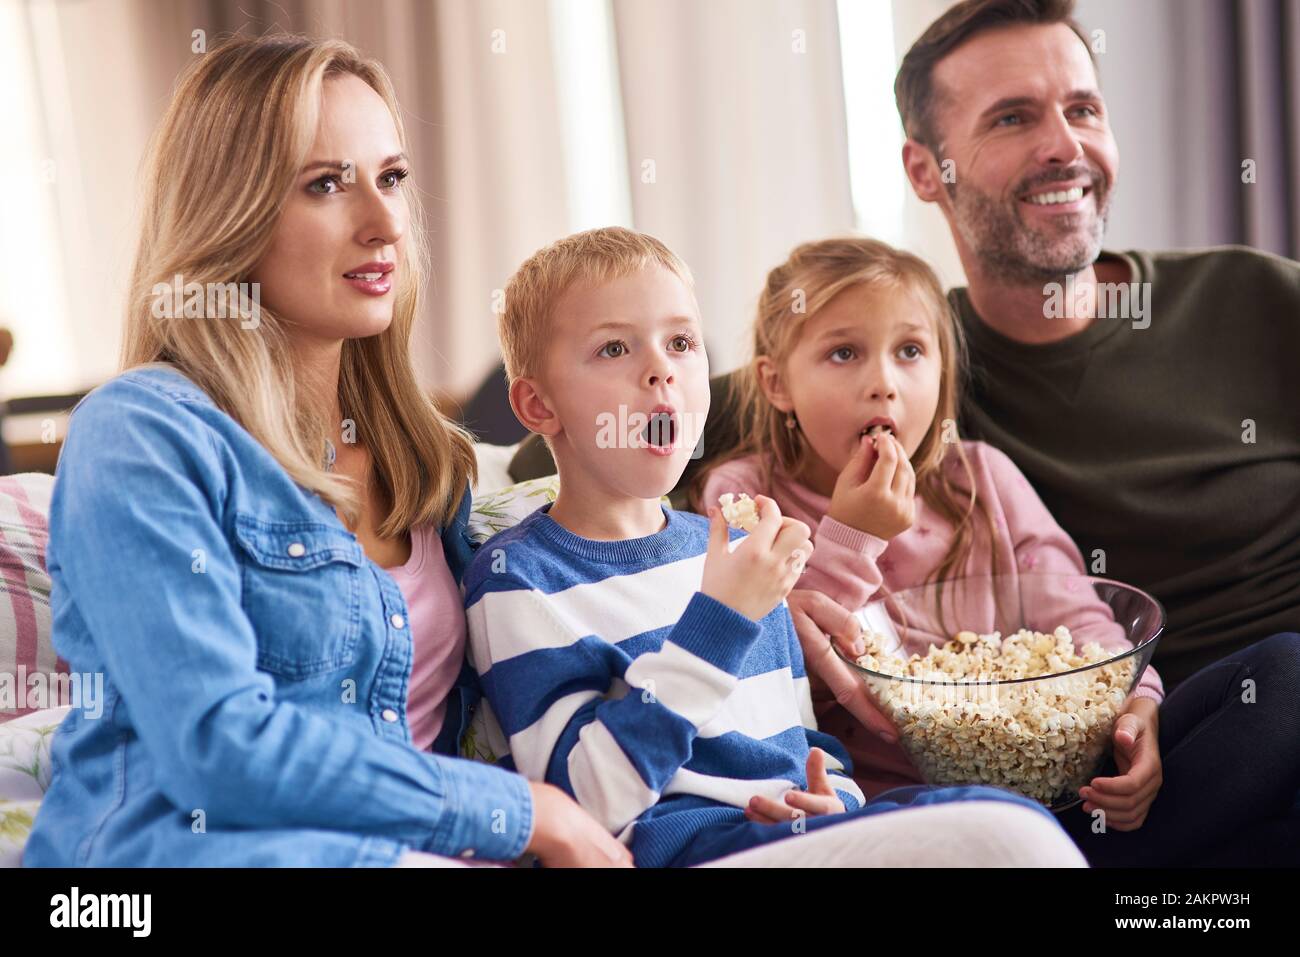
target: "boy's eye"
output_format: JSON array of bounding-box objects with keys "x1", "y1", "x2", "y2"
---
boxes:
[
  {"x1": 829, "y1": 346, "x2": 855, "y2": 363},
  {"x1": 599, "y1": 340, "x2": 627, "y2": 358},
  {"x1": 669, "y1": 334, "x2": 696, "y2": 353}
]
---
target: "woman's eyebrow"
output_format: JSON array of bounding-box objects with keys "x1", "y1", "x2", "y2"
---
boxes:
[{"x1": 300, "y1": 152, "x2": 407, "y2": 175}]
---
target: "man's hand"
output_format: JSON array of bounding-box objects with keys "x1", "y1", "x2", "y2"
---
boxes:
[
  {"x1": 786, "y1": 588, "x2": 899, "y2": 743},
  {"x1": 1079, "y1": 697, "x2": 1162, "y2": 831},
  {"x1": 827, "y1": 432, "x2": 916, "y2": 539},
  {"x1": 744, "y1": 748, "x2": 846, "y2": 823}
]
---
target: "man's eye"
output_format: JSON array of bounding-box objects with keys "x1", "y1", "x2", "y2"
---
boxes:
[
  {"x1": 995, "y1": 113, "x2": 1022, "y2": 127},
  {"x1": 830, "y1": 346, "x2": 855, "y2": 362},
  {"x1": 308, "y1": 175, "x2": 340, "y2": 194},
  {"x1": 599, "y1": 341, "x2": 627, "y2": 358},
  {"x1": 1072, "y1": 105, "x2": 1100, "y2": 119}
]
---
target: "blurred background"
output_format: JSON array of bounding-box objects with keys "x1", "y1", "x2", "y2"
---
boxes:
[{"x1": 0, "y1": 0, "x2": 1296, "y2": 469}]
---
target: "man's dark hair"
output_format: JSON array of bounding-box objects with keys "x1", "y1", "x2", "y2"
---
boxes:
[{"x1": 894, "y1": 0, "x2": 1097, "y2": 151}]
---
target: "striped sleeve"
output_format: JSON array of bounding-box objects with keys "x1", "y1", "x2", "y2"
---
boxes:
[{"x1": 467, "y1": 583, "x2": 764, "y2": 834}]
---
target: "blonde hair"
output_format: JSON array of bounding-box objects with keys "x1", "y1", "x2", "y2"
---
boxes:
[
  {"x1": 120, "y1": 33, "x2": 475, "y2": 534},
  {"x1": 693, "y1": 236, "x2": 999, "y2": 592},
  {"x1": 499, "y1": 226, "x2": 695, "y2": 385}
]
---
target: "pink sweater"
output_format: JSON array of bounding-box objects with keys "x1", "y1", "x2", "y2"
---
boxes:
[
  {"x1": 385, "y1": 522, "x2": 468, "y2": 752},
  {"x1": 699, "y1": 440, "x2": 1164, "y2": 800}
]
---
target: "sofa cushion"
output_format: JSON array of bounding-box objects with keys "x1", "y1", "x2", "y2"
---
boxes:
[{"x1": 0, "y1": 474, "x2": 62, "y2": 723}]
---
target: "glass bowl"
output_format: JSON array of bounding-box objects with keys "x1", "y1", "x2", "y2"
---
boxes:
[{"x1": 833, "y1": 573, "x2": 1164, "y2": 811}]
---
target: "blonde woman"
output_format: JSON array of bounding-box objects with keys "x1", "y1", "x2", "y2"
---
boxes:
[{"x1": 23, "y1": 34, "x2": 629, "y2": 867}]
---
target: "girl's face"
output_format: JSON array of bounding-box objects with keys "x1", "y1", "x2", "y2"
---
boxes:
[
  {"x1": 760, "y1": 281, "x2": 943, "y2": 488},
  {"x1": 249, "y1": 74, "x2": 410, "y2": 345}
]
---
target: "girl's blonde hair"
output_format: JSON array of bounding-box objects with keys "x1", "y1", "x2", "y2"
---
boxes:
[
  {"x1": 693, "y1": 236, "x2": 998, "y2": 590},
  {"x1": 120, "y1": 33, "x2": 475, "y2": 534}
]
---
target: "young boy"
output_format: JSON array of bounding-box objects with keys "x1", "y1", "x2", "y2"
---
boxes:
[{"x1": 463, "y1": 227, "x2": 1053, "y2": 868}]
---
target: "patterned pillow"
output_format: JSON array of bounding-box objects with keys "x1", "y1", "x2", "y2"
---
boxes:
[
  {"x1": 0, "y1": 474, "x2": 63, "y2": 723},
  {"x1": 467, "y1": 475, "x2": 560, "y2": 545},
  {"x1": 0, "y1": 705, "x2": 69, "y2": 867}
]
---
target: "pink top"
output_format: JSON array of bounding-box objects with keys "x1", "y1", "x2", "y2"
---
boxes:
[
  {"x1": 384, "y1": 522, "x2": 468, "y2": 753},
  {"x1": 699, "y1": 440, "x2": 1164, "y2": 800}
]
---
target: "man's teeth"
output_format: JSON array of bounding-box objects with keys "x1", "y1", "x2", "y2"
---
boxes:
[
  {"x1": 346, "y1": 272, "x2": 384, "y2": 280},
  {"x1": 1026, "y1": 186, "x2": 1085, "y2": 206}
]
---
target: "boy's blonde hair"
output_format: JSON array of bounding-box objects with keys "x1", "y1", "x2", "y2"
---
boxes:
[{"x1": 500, "y1": 227, "x2": 695, "y2": 384}]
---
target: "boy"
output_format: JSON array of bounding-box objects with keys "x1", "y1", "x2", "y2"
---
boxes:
[{"x1": 463, "y1": 227, "x2": 1043, "y2": 867}]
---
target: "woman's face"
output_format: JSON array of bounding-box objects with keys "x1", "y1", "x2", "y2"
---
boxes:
[{"x1": 249, "y1": 73, "x2": 410, "y2": 344}]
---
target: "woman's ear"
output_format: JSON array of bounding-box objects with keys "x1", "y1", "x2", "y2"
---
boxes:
[
  {"x1": 508, "y1": 377, "x2": 561, "y2": 439},
  {"x1": 755, "y1": 356, "x2": 794, "y2": 414}
]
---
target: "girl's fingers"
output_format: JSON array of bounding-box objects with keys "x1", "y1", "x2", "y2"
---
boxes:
[{"x1": 867, "y1": 437, "x2": 899, "y2": 491}]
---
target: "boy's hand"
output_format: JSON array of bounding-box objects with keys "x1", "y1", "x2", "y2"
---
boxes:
[
  {"x1": 1078, "y1": 697, "x2": 1162, "y2": 831},
  {"x1": 702, "y1": 495, "x2": 812, "y2": 622},
  {"x1": 743, "y1": 748, "x2": 847, "y2": 823},
  {"x1": 827, "y1": 432, "x2": 915, "y2": 540},
  {"x1": 525, "y1": 782, "x2": 635, "y2": 867}
]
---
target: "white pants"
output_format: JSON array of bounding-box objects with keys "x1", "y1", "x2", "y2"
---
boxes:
[{"x1": 395, "y1": 800, "x2": 1086, "y2": 868}]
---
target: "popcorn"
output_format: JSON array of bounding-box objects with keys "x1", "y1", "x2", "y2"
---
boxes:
[
  {"x1": 857, "y1": 626, "x2": 1136, "y2": 805},
  {"x1": 717, "y1": 492, "x2": 760, "y2": 532}
]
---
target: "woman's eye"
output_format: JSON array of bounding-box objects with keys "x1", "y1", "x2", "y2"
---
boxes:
[
  {"x1": 829, "y1": 346, "x2": 855, "y2": 363},
  {"x1": 669, "y1": 334, "x2": 695, "y2": 353},
  {"x1": 308, "y1": 175, "x2": 340, "y2": 195},
  {"x1": 380, "y1": 167, "x2": 410, "y2": 189},
  {"x1": 599, "y1": 341, "x2": 627, "y2": 359}
]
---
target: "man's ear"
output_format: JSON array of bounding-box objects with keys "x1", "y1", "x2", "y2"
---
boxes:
[
  {"x1": 755, "y1": 356, "x2": 794, "y2": 415},
  {"x1": 903, "y1": 138, "x2": 947, "y2": 205},
  {"x1": 508, "y1": 376, "x2": 561, "y2": 439}
]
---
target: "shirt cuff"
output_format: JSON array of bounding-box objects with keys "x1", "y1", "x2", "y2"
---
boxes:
[
  {"x1": 424, "y1": 756, "x2": 535, "y2": 862},
  {"x1": 1130, "y1": 685, "x2": 1164, "y2": 706},
  {"x1": 816, "y1": 516, "x2": 889, "y2": 557}
]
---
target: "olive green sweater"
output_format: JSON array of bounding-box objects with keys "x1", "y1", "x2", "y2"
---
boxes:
[{"x1": 951, "y1": 246, "x2": 1300, "y2": 686}]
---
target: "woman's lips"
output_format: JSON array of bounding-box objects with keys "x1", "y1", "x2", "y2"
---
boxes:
[{"x1": 343, "y1": 273, "x2": 393, "y2": 296}]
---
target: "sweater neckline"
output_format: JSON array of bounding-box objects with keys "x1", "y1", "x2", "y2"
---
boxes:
[
  {"x1": 532, "y1": 502, "x2": 690, "y2": 565},
  {"x1": 950, "y1": 249, "x2": 1142, "y2": 362}
]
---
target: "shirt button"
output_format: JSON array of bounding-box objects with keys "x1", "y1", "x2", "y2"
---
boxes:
[
  {"x1": 381, "y1": 708, "x2": 398, "y2": 723},
  {"x1": 390, "y1": 613, "x2": 406, "y2": 629},
  {"x1": 459, "y1": 848, "x2": 475, "y2": 859},
  {"x1": 287, "y1": 542, "x2": 306, "y2": 558}
]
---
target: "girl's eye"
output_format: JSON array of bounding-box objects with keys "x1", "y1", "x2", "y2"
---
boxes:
[
  {"x1": 669, "y1": 334, "x2": 697, "y2": 353},
  {"x1": 829, "y1": 346, "x2": 855, "y2": 363},
  {"x1": 308, "y1": 175, "x2": 340, "y2": 195},
  {"x1": 898, "y1": 343, "x2": 923, "y2": 360},
  {"x1": 599, "y1": 341, "x2": 627, "y2": 359},
  {"x1": 380, "y1": 167, "x2": 411, "y2": 189}
]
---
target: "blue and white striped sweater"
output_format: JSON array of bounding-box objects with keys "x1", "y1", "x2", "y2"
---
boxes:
[{"x1": 463, "y1": 503, "x2": 866, "y2": 868}]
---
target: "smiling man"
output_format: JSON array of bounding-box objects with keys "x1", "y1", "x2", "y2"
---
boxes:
[
  {"x1": 888, "y1": 0, "x2": 1300, "y2": 865},
  {"x1": 897, "y1": 0, "x2": 1300, "y2": 688}
]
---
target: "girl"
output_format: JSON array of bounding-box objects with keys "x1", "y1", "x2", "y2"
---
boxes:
[{"x1": 696, "y1": 237, "x2": 1300, "y2": 866}]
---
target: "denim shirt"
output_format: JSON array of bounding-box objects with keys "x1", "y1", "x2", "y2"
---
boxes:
[{"x1": 22, "y1": 365, "x2": 533, "y2": 867}]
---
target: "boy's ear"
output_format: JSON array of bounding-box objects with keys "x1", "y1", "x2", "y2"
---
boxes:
[
  {"x1": 903, "y1": 137, "x2": 947, "y2": 205},
  {"x1": 755, "y1": 356, "x2": 794, "y2": 415},
  {"x1": 508, "y1": 377, "x2": 562, "y2": 439}
]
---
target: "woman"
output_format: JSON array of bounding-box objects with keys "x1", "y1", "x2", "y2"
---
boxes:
[{"x1": 23, "y1": 33, "x2": 625, "y2": 868}]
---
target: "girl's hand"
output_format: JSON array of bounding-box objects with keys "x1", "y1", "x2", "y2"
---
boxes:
[
  {"x1": 1079, "y1": 697, "x2": 1162, "y2": 831},
  {"x1": 827, "y1": 432, "x2": 916, "y2": 540},
  {"x1": 702, "y1": 496, "x2": 813, "y2": 622},
  {"x1": 524, "y1": 782, "x2": 635, "y2": 867},
  {"x1": 743, "y1": 748, "x2": 847, "y2": 823}
]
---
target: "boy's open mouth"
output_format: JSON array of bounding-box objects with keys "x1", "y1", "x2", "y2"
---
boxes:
[{"x1": 643, "y1": 410, "x2": 677, "y2": 449}]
